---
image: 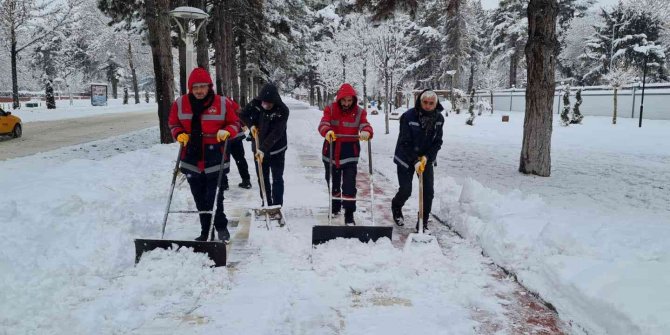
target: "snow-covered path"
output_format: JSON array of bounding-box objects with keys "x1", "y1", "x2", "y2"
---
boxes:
[{"x1": 0, "y1": 100, "x2": 567, "y2": 334}]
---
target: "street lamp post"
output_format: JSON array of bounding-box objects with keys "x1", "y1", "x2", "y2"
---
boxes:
[
  {"x1": 169, "y1": 6, "x2": 209, "y2": 78},
  {"x1": 639, "y1": 52, "x2": 649, "y2": 128}
]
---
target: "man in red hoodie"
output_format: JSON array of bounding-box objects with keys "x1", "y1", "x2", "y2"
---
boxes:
[
  {"x1": 318, "y1": 83, "x2": 373, "y2": 225},
  {"x1": 168, "y1": 67, "x2": 241, "y2": 243}
]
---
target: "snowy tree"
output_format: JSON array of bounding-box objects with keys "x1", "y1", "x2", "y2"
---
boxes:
[
  {"x1": 558, "y1": 13, "x2": 596, "y2": 83},
  {"x1": 571, "y1": 88, "x2": 583, "y2": 124},
  {"x1": 465, "y1": 88, "x2": 475, "y2": 125},
  {"x1": 475, "y1": 99, "x2": 492, "y2": 115},
  {"x1": 101, "y1": 53, "x2": 122, "y2": 99},
  {"x1": 404, "y1": 0, "x2": 445, "y2": 88},
  {"x1": 371, "y1": 19, "x2": 409, "y2": 134},
  {"x1": 45, "y1": 79, "x2": 55, "y2": 109},
  {"x1": 442, "y1": 0, "x2": 473, "y2": 89},
  {"x1": 560, "y1": 86, "x2": 571, "y2": 126},
  {"x1": 603, "y1": 60, "x2": 636, "y2": 124},
  {"x1": 490, "y1": 0, "x2": 527, "y2": 88},
  {"x1": 0, "y1": 0, "x2": 81, "y2": 108},
  {"x1": 581, "y1": 4, "x2": 666, "y2": 85}
]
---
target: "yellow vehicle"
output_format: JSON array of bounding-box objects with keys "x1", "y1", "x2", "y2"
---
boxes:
[{"x1": 0, "y1": 107, "x2": 22, "y2": 138}]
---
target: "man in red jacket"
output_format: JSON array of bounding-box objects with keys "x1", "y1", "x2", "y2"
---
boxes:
[
  {"x1": 318, "y1": 83, "x2": 373, "y2": 226},
  {"x1": 168, "y1": 67, "x2": 241, "y2": 243}
]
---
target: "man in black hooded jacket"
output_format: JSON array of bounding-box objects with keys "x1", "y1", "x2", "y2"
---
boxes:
[
  {"x1": 239, "y1": 83, "x2": 289, "y2": 209},
  {"x1": 391, "y1": 90, "x2": 444, "y2": 234}
]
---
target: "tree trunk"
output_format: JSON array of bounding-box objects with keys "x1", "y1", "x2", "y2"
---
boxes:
[
  {"x1": 363, "y1": 59, "x2": 367, "y2": 110},
  {"x1": 196, "y1": 0, "x2": 209, "y2": 71},
  {"x1": 342, "y1": 54, "x2": 346, "y2": 82},
  {"x1": 145, "y1": 0, "x2": 176, "y2": 144},
  {"x1": 612, "y1": 86, "x2": 618, "y2": 124},
  {"x1": 238, "y1": 34, "x2": 248, "y2": 106},
  {"x1": 214, "y1": 2, "x2": 225, "y2": 95},
  {"x1": 111, "y1": 77, "x2": 118, "y2": 99},
  {"x1": 316, "y1": 86, "x2": 322, "y2": 109},
  {"x1": 384, "y1": 63, "x2": 389, "y2": 135},
  {"x1": 519, "y1": 0, "x2": 558, "y2": 177},
  {"x1": 11, "y1": 27, "x2": 19, "y2": 109},
  {"x1": 509, "y1": 50, "x2": 518, "y2": 88},
  {"x1": 128, "y1": 40, "x2": 140, "y2": 104},
  {"x1": 179, "y1": 39, "x2": 187, "y2": 95},
  {"x1": 467, "y1": 61, "x2": 475, "y2": 93},
  {"x1": 225, "y1": 15, "x2": 238, "y2": 101}
]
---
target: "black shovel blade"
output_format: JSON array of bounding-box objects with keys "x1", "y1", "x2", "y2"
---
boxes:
[
  {"x1": 134, "y1": 239, "x2": 227, "y2": 267},
  {"x1": 311, "y1": 226, "x2": 393, "y2": 245}
]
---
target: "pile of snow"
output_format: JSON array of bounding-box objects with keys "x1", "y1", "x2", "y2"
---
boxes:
[
  {"x1": 362, "y1": 105, "x2": 670, "y2": 334},
  {"x1": 8, "y1": 98, "x2": 153, "y2": 123}
]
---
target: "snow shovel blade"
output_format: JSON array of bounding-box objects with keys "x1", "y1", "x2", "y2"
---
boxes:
[
  {"x1": 311, "y1": 225, "x2": 393, "y2": 245},
  {"x1": 134, "y1": 238, "x2": 227, "y2": 267},
  {"x1": 403, "y1": 233, "x2": 440, "y2": 253},
  {"x1": 252, "y1": 205, "x2": 282, "y2": 216}
]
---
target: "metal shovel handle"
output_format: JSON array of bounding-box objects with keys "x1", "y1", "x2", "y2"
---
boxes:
[
  {"x1": 160, "y1": 145, "x2": 184, "y2": 239},
  {"x1": 207, "y1": 138, "x2": 229, "y2": 241}
]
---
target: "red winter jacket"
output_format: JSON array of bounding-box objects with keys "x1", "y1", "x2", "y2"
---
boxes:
[
  {"x1": 168, "y1": 68, "x2": 241, "y2": 173},
  {"x1": 318, "y1": 83, "x2": 373, "y2": 167}
]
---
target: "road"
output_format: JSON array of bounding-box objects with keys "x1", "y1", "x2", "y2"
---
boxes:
[{"x1": 0, "y1": 111, "x2": 157, "y2": 160}]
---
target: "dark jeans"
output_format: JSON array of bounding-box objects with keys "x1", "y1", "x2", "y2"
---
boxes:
[
  {"x1": 324, "y1": 163, "x2": 357, "y2": 213},
  {"x1": 186, "y1": 171, "x2": 227, "y2": 235},
  {"x1": 391, "y1": 163, "x2": 434, "y2": 224},
  {"x1": 254, "y1": 151, "x2": 285, "y2": 206},
  {"x1": 222, "y1": 139, "x2": 250, "y2": 186}
]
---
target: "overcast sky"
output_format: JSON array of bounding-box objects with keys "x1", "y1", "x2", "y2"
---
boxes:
[{"x1": 481, "y1": 0, "x2": 620, "y2": 10}]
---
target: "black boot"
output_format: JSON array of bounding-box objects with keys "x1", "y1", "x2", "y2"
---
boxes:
[
  {"x1": 195, "y1": 232, "x2": 208, "y2": 241},
  {"x1": 238, "y1": 179, "x2": 252, "y2": 189},
  {"x1": 344, "y1": 211, "x2": 355, "y2": 226},
  {"x1": 392, "y1": 205, "x2": 404, "y2": 226},
  {"x1": 217, "y1": 227, "x2": 231, "y2": 243},
  {"x1": 415, "y1": 218, "x2": 431, "y2": 235}
]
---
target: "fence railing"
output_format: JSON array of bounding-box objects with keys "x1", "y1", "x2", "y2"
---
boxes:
[{"x1": 473, "y1": 84, "x2": 670, "y2": 120}]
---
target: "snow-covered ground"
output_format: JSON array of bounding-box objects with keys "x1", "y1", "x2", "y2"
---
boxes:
[
  {"x1": 7, "y1": 98, "x2": 153, "y2": 123},
  {"x1": 0, "y1": 98, "x2": 667, "y2": 334},
  {"x1": 365, "y1": 104, "x2": 669, "y2": 334}
]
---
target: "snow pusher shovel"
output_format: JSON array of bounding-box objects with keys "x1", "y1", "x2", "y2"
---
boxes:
[
  {"x1": 312, "y1": 139, "x2": 392, "y2": 245},
  {"x1": 251, "y1": 132, "x2": 285, "y2": 230},
  {"x1": 404, "y1": 168, "x2": 438, "y2": 250},
  {"x1": 134, "y1": 141, "x2": 230, "y2": 267}
]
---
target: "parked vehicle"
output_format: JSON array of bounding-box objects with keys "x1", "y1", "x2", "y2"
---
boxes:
[{"x1": 0, "y1": 107, "x2": 22, "y2": 138}]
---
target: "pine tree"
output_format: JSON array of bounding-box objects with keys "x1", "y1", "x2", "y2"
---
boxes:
[
  {"x1": 490, "y1": 0, "x2": 527, "y2": 88},
  {"x1": 560, "y1": 87, "x2": 571, "y2": 126},
  {"x1": 581, "y1": 3, "x2": 666, "y2": 84},
  {"x1": 571, "y1": 89, "x2": 583, "y2": 124},
  {"x1": 466, "y1": 88, "x2": 475, "y2": 125},
  {"x1": 45, "y1": 80, "x2": 56, "y2": 109}
]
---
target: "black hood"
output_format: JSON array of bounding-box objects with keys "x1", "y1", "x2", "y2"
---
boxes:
[
  {"x1": 414, "y1": 89, "x2": 444, "y2": 113},
  {"x1": 258, "y1": 83, "x2": 282, "y2": 105}
]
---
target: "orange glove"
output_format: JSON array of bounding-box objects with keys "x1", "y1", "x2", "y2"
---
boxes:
[
  {"x1": 176, "y1": 133, "x2": 189, "y2": 147},
  {"x1": 325, "y1": 130, "x2": 336, "y2": 143},
  {"x1": 415, "y1": 156, "x2": 427, "y2": 174},
  {"x1": 216, "y1": 130, "x2": 230, "y2": 142}
]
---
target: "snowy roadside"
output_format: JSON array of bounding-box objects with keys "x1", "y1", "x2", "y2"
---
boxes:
[
  {"x1": 7, "y1": 98, "x2": 154, "y2": 123},
  {"x1": 341, "y1": 97, "x2": 669, "y2": 335},
  {"x1": 0, "y1": 103, "x2": 565, "y2": 334}
]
